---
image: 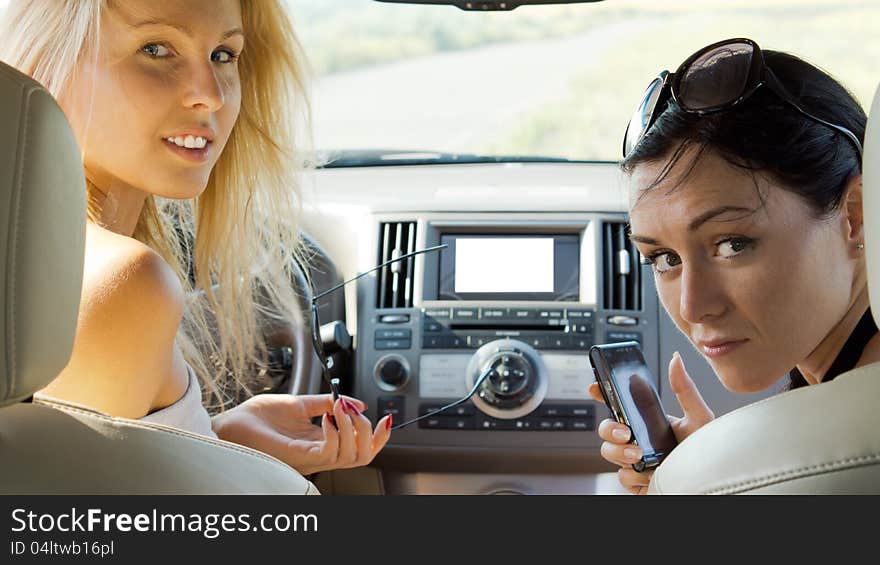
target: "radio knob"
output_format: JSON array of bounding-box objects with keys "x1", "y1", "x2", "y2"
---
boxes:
[
  {"x1": 465, "y1": 339, "x2": 549, "y2": 420},
  {"x1": 376, "y1": 355, "x2": 410, "y2": 389},
  {"x1": 486, "y1": 355, "x2": 531, "y2": 397}
]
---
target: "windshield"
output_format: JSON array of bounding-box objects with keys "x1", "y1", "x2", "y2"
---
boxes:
[{"x1": 288, "y1": 0, "x2": 879, "y2": 164}]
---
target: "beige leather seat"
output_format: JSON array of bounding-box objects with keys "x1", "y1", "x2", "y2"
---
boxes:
[
  {"x1": 649, "y1": 84, "x2": 880, "y2": 494},
  {"x1": 0, "y1": 60, "x2": 318, "y2": 494}
]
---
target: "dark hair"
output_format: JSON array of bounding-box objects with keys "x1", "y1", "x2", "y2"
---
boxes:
[
  {"x1": 621, "y1": 50, "x2": 865, "y2": 219},
  {"x1": 622, "y1": 49, "x2": 866, "y2": 391}
]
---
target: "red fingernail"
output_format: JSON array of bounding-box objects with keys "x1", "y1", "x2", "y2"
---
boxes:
[
  {"x1": 386, "y1": 414, "x2": 393, "y2": 430},
  {"x1": 342, "y1": 399, "x2": 357, "y2": 415}
]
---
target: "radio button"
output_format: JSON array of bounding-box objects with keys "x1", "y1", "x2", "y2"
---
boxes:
[
  {"x1": 480, "y1": 308, "x2": 508, "y2": 319},
  {"x1": 565, "y1": 310, "x2": 593, "y2": 320},
  {"x1": 376, "y1": 338, "x2": 411, "y2": 350},
  {"x1": 569, "y1": 406, "x2": 594, "y2": 418},
  {"x1": 423, "y1": 308, "x2": 451, "y2": 319},
  {"x1": 419, "y1": 404, "x2": 438, "y2": 416},
  {"x1": 376, "y1": 329, "x2": 411, "y2": 340},
  {"x1": 607, "y1": 331, "x2": 642, "y2": 346},
  {"x1": 526, "y1": 336, "x2": 549, "y2": 349},
  {"x1": 468, "y1": 334, "x2": 493, "y2": 348},
  {"x1": 422, "y1": 335, "x2": 445, "y2": 349},
  {"x1": 449, "y1": 404, "x2": 475, "y2": 417},
  {"x1": 477, "y1": 417, "x2": 516, "y2": 430},
  {"x1": 537, "y1": 309, "x2": 564, "y2": 320},
  {"x1": 607, "y1": 315, "x2": 638, "y2": 326},
  {"x1": 569, "y1": 419, "x2": 594, "y2": 431},
  {"x1": 419, "y1": 417, "x2": 444, "y2": 429},
  {"x1": 546, "y1": 336, "x2": 572, "y2": 350},
  {"x1": 419, "y1": 403, "x2": 475, "y2": 418},
  {"x1": 379, "y1": 314, "x2": 410, "y2": 324},
  {"x1": 378, "y1": 396, "x2": 405, "y2": 421},
  {"x1": 449, "y1": 334, "x2": 468, "y2": 348},
  {"x1": 514, "y1": 419, "x2": 536, "y2": 430},
  {"x1": 572, "y1": 336, "x2": 592, "y2": 350},
  {"x1": 452, "y1": 308, "x2": 478, "y2": 321},
  {"x1": 423, "y1": 319, "x2": 444, "y2": 333},
  {"x1": 541, "y1": 406, "x2": 565, "y2": 417},
  {"x1": 510, "y1": 308, "x2": 537, "y2": 320},
  {"x1": 448, "y1": 417, "x2": 475, "y2": 430}
]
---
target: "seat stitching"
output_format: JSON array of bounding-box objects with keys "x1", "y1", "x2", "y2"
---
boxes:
[
  {"x1": 7, "y1": 82, "x2": 31, "y2": 400},
  {"x1": 35, "y1": 398, "x2": 311, "y2": 492},
  {"x1": 704, "y1": 453, "x2": 880, "y2": 494}
]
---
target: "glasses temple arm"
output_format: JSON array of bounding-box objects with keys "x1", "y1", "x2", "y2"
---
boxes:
[
  {"x1": 312, "y1": 244, "x2": 447, "y2": 303},
  {"x1": 390, "y1": 365, "x2": 494, "y2": 431}
]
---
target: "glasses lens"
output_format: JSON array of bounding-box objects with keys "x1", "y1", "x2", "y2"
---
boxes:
[
  {"x1": 624, "y1": 75, "x2": 666, "y2": 157},
  {"x1": 677, "y1": 42, "x2": 754, "y2": 111}
]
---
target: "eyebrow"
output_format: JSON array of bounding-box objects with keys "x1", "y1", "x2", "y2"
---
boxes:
[
  {"x1": 130, "y1": 20, "x2": 244, "y2": 41},
  {"x1": 629, "y1": 205, "x2": 756, "y2": 245}
]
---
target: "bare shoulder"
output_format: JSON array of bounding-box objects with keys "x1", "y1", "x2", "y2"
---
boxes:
[
  {"x1": 80, "y1": 223, "x2": 184, "y2": 313},
  {"x1": 40, "y1": 223, "x2": 189, "y2": 418}
]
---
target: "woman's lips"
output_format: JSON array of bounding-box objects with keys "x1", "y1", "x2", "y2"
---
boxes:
[
  {"x1": 162, "y1": 138, "x2": 211, "y2": 163},
  {"x1": 699, "y1": 339, "x2": 748, "y2": 359}
]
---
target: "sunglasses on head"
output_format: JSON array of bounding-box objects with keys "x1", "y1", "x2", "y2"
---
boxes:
[{"x1": 622, "y1": 37, "x2": 863, "y2": 159}]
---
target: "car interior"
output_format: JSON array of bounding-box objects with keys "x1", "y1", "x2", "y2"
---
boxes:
[{"x1": 1, "y1": 0, "x2": 879, "y2": 495}]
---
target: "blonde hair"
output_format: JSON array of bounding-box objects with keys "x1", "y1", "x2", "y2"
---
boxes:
[{"x1": 0, "y1": 0, "x2": 312, "y2": 411}]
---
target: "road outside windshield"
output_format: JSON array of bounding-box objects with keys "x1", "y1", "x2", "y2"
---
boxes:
[
  {"x1": 0, "y1": 1, "x2": 873, "y2": 163},
  {"x1": 287, "y1": 0, "x2": 879, "y2": 163}
]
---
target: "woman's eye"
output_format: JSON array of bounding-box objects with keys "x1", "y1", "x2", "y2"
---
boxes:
[
  {"x1": 649, "y1": 252, "x2": 681, "y2": 274},
  {"x1": 212, "y1": 49, "x2": 239, "y2": 64},
  {"x1": 716, "y1": 237, "x2": 752, "y2": 259},
  {"x1": 140, "y1": 43, "x2": 171, "y2": 58}
]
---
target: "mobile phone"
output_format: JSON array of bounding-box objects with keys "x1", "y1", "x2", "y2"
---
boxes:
[{"x1": 588, "y1": 341, "x2": 678, "y2": 472}]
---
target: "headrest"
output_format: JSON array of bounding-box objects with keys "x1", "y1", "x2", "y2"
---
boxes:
[
  {"x1": 0, "y1": 61, "x2": 86, "y2": 407},
  {"x1": 865, "y1": 83, "x2": 880, "y2": 329}
]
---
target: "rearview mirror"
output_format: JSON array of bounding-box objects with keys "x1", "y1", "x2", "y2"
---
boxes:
[{"x1": 375, "y1": 0, "x2": 605, "y2": 11}]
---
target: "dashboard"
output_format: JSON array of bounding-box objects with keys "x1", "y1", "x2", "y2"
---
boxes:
[{"x1": 301, "y1": 161, "x2": 777, "y2": 494}]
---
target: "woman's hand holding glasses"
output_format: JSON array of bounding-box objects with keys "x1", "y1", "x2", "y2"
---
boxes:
[{"x1": 212, "y1": 393, "x2": 392, "y2": 476}]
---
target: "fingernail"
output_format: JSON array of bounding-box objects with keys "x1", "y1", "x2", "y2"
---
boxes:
[
  {"x1": 386, "y1": 414, "x2": 393, "y2": 430},
  {"x1": 612, "y1": 428, "x2": 630, "y2": 441},
  {"x1": 624, "y1": 448, "x2": 641, "y2": 461},
  {"x1": 343, "y1": 399, "x2": 359, "y2": 415}
]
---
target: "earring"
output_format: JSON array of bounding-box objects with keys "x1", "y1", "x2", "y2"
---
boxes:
[{"x1": 858, "y1": 243, "x2": 865, "y2": 250}]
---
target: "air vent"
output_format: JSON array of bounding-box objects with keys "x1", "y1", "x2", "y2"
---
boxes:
[
  {"x1": 377, "y1": 221, "x2": 417, "y2": 309},
  {"x1": 602, "y1": 221, "x2": 642, "y2": 311}
]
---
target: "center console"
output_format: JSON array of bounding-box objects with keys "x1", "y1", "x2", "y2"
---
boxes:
[{"x1": 355, "y1": 212, "x2": 659, "y2": 469}]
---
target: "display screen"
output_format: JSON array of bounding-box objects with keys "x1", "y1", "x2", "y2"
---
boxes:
[
  {"x1": 438, "y1": 234, "x2": 579, "y2": 301},
  {"x1": 600, "y1": 344, "x2": 677, "y2": 458}
]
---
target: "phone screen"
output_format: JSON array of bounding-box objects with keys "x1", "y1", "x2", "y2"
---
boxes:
[{"x1": 599, "y1": 344, "x2": 677, "y2": 458}]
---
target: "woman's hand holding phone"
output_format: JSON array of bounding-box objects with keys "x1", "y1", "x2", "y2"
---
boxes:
[{"x1": 588, "y1": 352, "x2": 714, "y2": 495}]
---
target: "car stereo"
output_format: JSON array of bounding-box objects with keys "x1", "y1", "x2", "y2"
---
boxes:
[{"x1": 355, "y1": 214, "x2": 658, "y2": 455}]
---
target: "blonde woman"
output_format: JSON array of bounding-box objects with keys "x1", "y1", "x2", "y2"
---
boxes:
[{"x1": 0, "y1": 0, "x2": 391, "y2": 476}]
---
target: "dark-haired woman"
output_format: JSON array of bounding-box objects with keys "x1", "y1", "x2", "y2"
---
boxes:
[{"x1": 588, "y1": 38, "x2": 880, "y2": 494}]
